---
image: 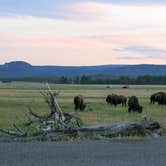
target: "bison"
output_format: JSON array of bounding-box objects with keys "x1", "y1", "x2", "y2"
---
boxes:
[
  {"x1": 106, "y1": 94, "x2": 127, "y2": 107},
  {"x1": 150, "y1": 92, "x2": 162, "y2": 104},
  {"x1": 155, "y1": 92, "x2": 166, "y2": 105},
  {"x1": 128, "y1": 96, "x2": 143, "y2": 113},
  {"x1": 122, "y1": 85, "x2": 129, "y2": 89},
  {"x1": 150, "y1": 93, "x2": 158, "y2": 104},
  {"x1": 74, "y1": 95, "x2": 86, "y2": 111},
  {"x1": 150, "y1": 92, "x2": 166, "y2": 105}
]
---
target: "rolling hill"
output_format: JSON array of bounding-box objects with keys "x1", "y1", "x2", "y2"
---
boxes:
[{"x1": 0, "y1": 61, "x2": 165, "y2": 78}]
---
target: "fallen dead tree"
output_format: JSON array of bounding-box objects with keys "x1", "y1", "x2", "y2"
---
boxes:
[
  {"x1": 0, "y1": 120, "x2": 162, "y2": 142},
  {"x1": 75, "y1": 119, "x2": 161, "y2": 137}
]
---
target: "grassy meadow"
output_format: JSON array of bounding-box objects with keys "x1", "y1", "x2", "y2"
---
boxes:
[{"x1": 0, "y1": 82, "x2": 166, "y2": 129}]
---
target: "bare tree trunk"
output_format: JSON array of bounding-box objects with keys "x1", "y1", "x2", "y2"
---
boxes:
[{"x1": 75, "y1": 121, "x2": 145, "y2": 137}]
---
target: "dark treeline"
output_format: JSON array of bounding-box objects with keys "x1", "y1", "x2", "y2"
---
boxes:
[{"x1": 0, "y1": 75, "x2": 166, "y2": 85}]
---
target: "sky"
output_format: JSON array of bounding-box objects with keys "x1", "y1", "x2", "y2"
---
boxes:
[{"x1": 0, "y1": 0, "x2": 166, "y2": 66}]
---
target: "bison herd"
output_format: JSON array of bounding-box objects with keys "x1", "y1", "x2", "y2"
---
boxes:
[
  {"x1": 106, "y1": 94, "x2": 142, "y2": 113},
  {"x1": 74, "y1": 91, "x2": 166, "y2": 113}
]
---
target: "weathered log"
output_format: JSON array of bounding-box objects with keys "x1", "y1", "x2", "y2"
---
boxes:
[
  {"x1": 75, "y1": 121, "x2": 145, "y2": 137},
  {"x1": 0, "y1": 120, "x2": 161, "y2": 142},
  {"x1": 0, "y1": 118, "x2": 161, "y2": 141}
]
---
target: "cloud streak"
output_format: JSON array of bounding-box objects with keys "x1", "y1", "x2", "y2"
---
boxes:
[
  {"x1": 114, "y1": 46, "x2": 166, "y2": 55},
  {"x1": 0, "y1": 1, "x2": 166, "y2": 19},
  {"x1": 0, "y1": 34, "x2": 154, "y2": 49}
]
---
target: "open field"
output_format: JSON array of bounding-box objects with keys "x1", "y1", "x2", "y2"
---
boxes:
[{"x1": 0, "y1": 82, "x2": 166, "y2": 128}]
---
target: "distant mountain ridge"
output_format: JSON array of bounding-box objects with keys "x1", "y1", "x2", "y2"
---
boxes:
[{"x1": 0, "y1": 61, "x2": 165, "y2": 78}]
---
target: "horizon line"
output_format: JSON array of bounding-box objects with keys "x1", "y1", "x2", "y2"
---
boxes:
[{"x1": 1, "y1": 60, "x2": 166, "y2": 67}]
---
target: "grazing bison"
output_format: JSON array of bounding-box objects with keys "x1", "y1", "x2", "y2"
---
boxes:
[
  {"x1": 150, "y1": 92, "x2": 162, "y2": 104},
  {"x1": 155, "y1": 92, "x2": 166, "y2": 105},
  {"x1": 150, "y1": 93, "x2": 158, "y2": 104},
  {"x1": 150, "y1": 92, "x2": 166, "y2": 105},
  {"x1": 106, "y1": 94, "x2": 112, "y2": 104},
  {"x1": 106, "y1": 94, "x2": 127, "y2": 107},
  {"x1": 74, "y1": 95, "x2": 86, "y2": 111},
  {"x1": 128, "y1": 96, "x2": 143, "y2": 113},
  {"x1": 122, "y1": 85, "x2": 129, "y2": 89}
]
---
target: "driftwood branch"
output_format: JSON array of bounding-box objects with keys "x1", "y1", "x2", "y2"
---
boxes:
[
  {"x1": 12, "y1": 124, "x2": 25, "y2": 134},
  {"x1": 28, "y1": 104, "x2": 54, "y2": 120},
  {"x1": 0, "y1": 129, "x2": 25, "y2": 137}
]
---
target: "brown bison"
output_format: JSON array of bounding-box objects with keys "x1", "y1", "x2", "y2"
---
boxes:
[
  {"x1": 150, "y1": 92, "x2": 162, "y2": 104},
  {"x1": 128, "y1": 96, "x2": 143, "y2": 113},
  {"x1": 150, "y1": 92, "x2": 166, "y2": 105},
  {"x1": 150, "y1": 92, "x2": 158, "y2": 104},
  {"x1": 155, "y1": 92, "x2": 166, "y2": 105},
  {"x1": 122, "y1": 85, "x2": 129, "y2": 89},
  {"x1": 74, "y1": 95, "x2": 86, "y2": 111},
  {"x1": 106, "y1": 94, "x2": 127, "y2": 107}
]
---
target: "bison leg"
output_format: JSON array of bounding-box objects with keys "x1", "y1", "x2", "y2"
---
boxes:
[
  {"x1": 75, "y1": 105, "x2": 79, "y2": 111},
  {"x1": 80, "y1": 105, "x2": 83, "y2": 111},
  {"x1": 152, "y1": 100, "x2": 155, "y2": 104},
  {"x1": 128, "y1": 107, "x2": 132, "y2": 113},
  {"x1": 150, "y1": 98, "x2": 154, "y2": 104},
  {"x1": 122, "y1": 102, "x2": 126, "y2": 107}
]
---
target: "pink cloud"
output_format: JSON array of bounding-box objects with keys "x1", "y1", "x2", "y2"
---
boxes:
[
  {"x1": 0, "y1": 34, "x2": 163, "y2": 53},
  {"x1": 0, "y1": 34, "x2": 116, "y2": 48},
  {"x1": 0, "y1": 46, "x2": 165, "y2": 66},
  {"x1": 70, "y1": 2, "x2": 107, "y2": 15},
  {"x1": 67, "y1": 2, "x2": 111, "y2": 21},
  {"x1": 80, "y1": 35, "x2": 149, "y2": 48},
  {"x1": 0, "y1": 35, "x2": 144, "y2": 49},
  {"x1": 0, "y1": 34, "x2": 165, "y2": 66}
]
